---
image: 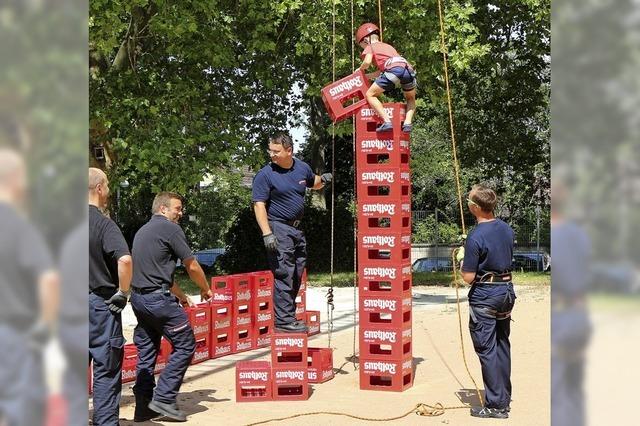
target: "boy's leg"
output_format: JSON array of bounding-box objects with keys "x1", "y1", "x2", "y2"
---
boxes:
[
  {"x1": 365, "y1": 83, "x2": 391, "y2": 123},
  {"x1": 403, "y1": 89, "x2": 417, "y2": 125}
]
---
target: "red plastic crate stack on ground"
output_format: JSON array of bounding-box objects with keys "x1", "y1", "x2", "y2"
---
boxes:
[
  {"x1": 210, "y1": 303, "x2": 234, "y2": 359},
  {"x1": 320, "y1": 69, "x2": 371, "y2": 122},
  {"x1": 186, "y1": 302, "x2": 212, "y2": 364},
  {"x1": 355, "y1": 103, "x2": 414, "y2": 392},
  {"x1": 230, "y1": 273, "x2": 256, "y2": 353},
  {"x1": 235, "y1": 361, "x2": 273, "y2": 402},
  {"x1": 307, "y1": 347, "x2": 334, "y2": 383},
  {"x1": 271, "y1": 333, "x2": 309, "y2": 401},
  {"x1": 250, "y1": 271, "x2": 274, "y2": 348}
]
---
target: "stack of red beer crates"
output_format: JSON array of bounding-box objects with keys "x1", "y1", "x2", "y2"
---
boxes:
[{"x1": 355, "y1": 103, "x2": 414, "y2": 392}]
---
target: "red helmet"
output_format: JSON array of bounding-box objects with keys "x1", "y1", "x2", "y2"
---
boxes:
[{"x1": 356, "y1": 23, "x2": 380, "y2": 44}]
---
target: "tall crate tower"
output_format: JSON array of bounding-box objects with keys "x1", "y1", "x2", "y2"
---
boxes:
[{"x1": 355, "y1": 103, "x2": 414, "y2": 392}]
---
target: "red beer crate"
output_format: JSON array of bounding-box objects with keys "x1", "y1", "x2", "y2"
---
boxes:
[
  {"x1": 307, "y1": 347, "x2": 334, "y2": 383},
  {"x1": 210, "y1": 275, "x2": 233, "y2": 304},
  {"x1": 295, "y1": 289, "x2": 306, "y2": 320},
  {"x1": 191, "y1": 334, "x2": 211, "y2": 365},
  {"x1": 272, "y1": 368, "x2": 309, "y2": 401},
  {"x1": 355, "y1": 135, "x2": 410, "y2": 169},
  {"x1": 251, "y1": 271, "x2": 274, "y2": 326},
  {"x1": 230, "y1": 273, "x2": 253, "y2": 316},
  {"x1": 359, "y1": 294, "x2": 412, "y2": 328},
  {"x1": 321, "y1": 69, "x2": 371, "y2": 122},
  {"x1": 271, "y1": 333, "x2": 308, "y2": 368},
  {"x1": 253, "y1": 323, "x2": 273, "y2": 348},
  {"x1": 358, "y1": 261, "x2": 412, "y2": 297},
  {"x1": 305, "y1": 310, "x2": 321, "y2": 336},
  {"x1": 185, "y1": 303, "x2": 211, "y2": 337},
  {"x1": 211, "y1": 304, "x2": 234, "y2": 359},
  {"x1": 236, "y1": 312, "x2": 252, "y2": 329},
  {"x1": 121, "y1": 344, "x2": 138, "y2": 383},
  {"x1": 360, "y1": 323, "x2": 412, "y2": 359},
  {"x1": 359, "y1": 355, "x2": 414, "y2": 392},
  {"x1": 235, "y1": 326, "x2": 256, "y2": 354},
  {"x1": 358, "y1": 231, "x2": 411, "y2": 264},
  {"x1": 236, "y1": 361, "x2": 273, "y2": 402},
  {"x1": 357, "y1": 166, "x2": 411, "y2": 201},
  {"x1": 154, "y1": 339, "x2": 171, "y2": 374},
  {"x1": 357, "y1": 199, "x2": 411, "y2": 233},
  {"x1": 250, "y1": 270, "x2": 274, "y2": 296},
  {"x1": 355, "y1": 103, "x2": 406, "y2": 138}
]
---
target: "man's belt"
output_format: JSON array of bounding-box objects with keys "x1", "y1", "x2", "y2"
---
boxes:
[
  {"x1": 90, "y1": 287, "x2": 117, "y2": 299},
  {"x1": 272, "y1": 218, "x2": 302, "y2": 228},
  {"x1": 131, "y1": 286, "x2": 167, "y2": 295},
  {"x1": 474, "y1": 271, "x2": 512, "y2": 284}
]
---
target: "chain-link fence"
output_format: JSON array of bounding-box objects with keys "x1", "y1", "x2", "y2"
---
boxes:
[{"x1": 411, "y1": 209, "x2": 550, "y2": 272}]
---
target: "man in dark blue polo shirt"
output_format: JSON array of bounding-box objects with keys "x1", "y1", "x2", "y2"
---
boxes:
[
  {"x1": 130, "y1": 191, "x2": 212, "y2": 422},
  {"x1": 88, "y1": 167, "x2": 132, "y2": 425},
  {"x1": 461, "y1": 184, "x2": 516, "y2": 420},
  {"x1": 252, "y1": 133, "x2": 331, "y2": 333}
]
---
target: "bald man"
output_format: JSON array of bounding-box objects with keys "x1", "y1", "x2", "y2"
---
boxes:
[
  {"x1": 88, "y1": 168, "x2": 137, "y2": 424},
  {"x1": 0, "y1": 149, "x2": 59, "y2": 426}
]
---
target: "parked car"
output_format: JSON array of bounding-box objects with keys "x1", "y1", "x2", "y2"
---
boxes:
[
  {"x1": 512, "y1": 250, "x2": 550, "y2": 272},
  {"x1": 176, "y1": 248, "x2": 225, "y2": 273},
  {"x1": 412, "y1": 257, "x2": 453, "y2": 273}
]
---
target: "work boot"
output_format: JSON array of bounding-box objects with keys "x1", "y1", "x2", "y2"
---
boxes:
[
  {"x1": 133, "y1": 394, "x2": 160, "y2": 422},
  {"x1": 376, "y1": 122, "x2": 393, "y2": 132},
  {"x1": 470, "y1": 407, "x2": 509, "y2": 419},
  {"x1": 274, "y1": 321, "x2": 308, "y2": 333},
  {"x1": 148, "y1": 400, "x2": 187, "y2": 422}
]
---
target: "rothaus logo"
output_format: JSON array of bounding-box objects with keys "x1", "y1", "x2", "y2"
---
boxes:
[
  {"x1": 402, "y1": 266, "x2": 411, "y2": 275},
  {"x1": 401, "y1": 235, "x2": 411, "y2": 245},
  {"x1": 237, "y1": 341, "x2": 252, "y2": 351},
  {"x1": 215, "y1": 345, "x2": 231, "y2": 355},
  {"x1": 361, "y1": 107, "x2": 394, "y2": 118},
  {"x1": 309, "y1": 324, "x2": 320, "y2": 333},
  {"x1": 257, "y1": 313, "x2": 272, "y2": 322},
  {"x1": 154, "y1": 361, "x2": 166, "y2": 372},
  {"x1": 308, "y1": 371, "x2": 317, "y2": 380},
  {"x1": 329, "y1": 75, "x2": 363, "y2": 97},
  {"x1": 122, "y1": 369, "x2": 136, "y2": 380},
  {"x1": 322, "y1": 369, "x2": 333, "y2": 379},
  {"x1": 236, "y1": 290, "x2": 251, "y2": 301},
  {"x1": 402, "y1": 360, "x2": 412, "y2": 371},
  {"x1": 401, "y1": 203, "x2": 411, "y2": 213},
  {"x1": 257, "y1": 288, "x2": 272, "y2": 298},
  {"x1": 400, "y1": 139, "x2": 409, "y2": 148},
  {"x1": 275, "y1": 370, "x2": 305, "y2": 381},
  {"x1": 402, "y1": 328, "x2": 412, "y2": 339},
  {"x1": 257, "y1": 336, "x2": 271, "y2": 347},
  {"x1": 362, "y1": 235, "x2": 396, "y2": 247},
  {"x1": 213, "y1": 293, "x2": 232, "y2": 302},
  {"x1": 193, "y1": 349, "x2": 209, "y2": 362},
  {"x1": 364, "y1": 361, "x2": 396, "y2": 375},
  {"x1": 362, "y1": 203, "x2": 395, "y2": 215},
  {"x1": 363, "y1": 330, "x2": 397, "y2": 343},
  {"x1": 193, "y1": 324, "x2": 209, "y2": 335},
  {"x1": 296, "y1": 306, "x2": 304, "y2": 314},
  {"x1": 237, "y1": 316, "x2": 251, "y2": 326},
  {"x1": 400, "y1": 171, "x2": 410, "y2": 181},
  {"x1": 274, "y1": 337, "x2": 304, "y2": 348},
  {"x1": 361, "y1": 171, "x2": 395, "y2": 183},
  {"x1": 239, "y1": 371, "x2": 269, "y2": 382},
  {"x1": 361, "y1": 139, "x2": 393, "y2": 150},
  {"x1": 363, "y1": 267, "x2": 397, "y2": 280},
  {"x1": 215, "y1": 319, "x2": 231, "y2": 329},
  {"x1": 363, "y1": 298, "x2": 397, "y2": 311}
]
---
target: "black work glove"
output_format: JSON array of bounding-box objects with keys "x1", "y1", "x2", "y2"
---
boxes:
[
  {"x1": 105, "y1": 290, "x2": 129, "y2": 314},
  {"x1": 321, "y1": 173, "x2": 333, "y2": 185},
  {"x1": 263, "y1": 233, "x2": 279, "y2": 252}
]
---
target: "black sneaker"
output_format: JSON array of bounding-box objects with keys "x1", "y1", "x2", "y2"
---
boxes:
[
  {"x1": 275, "y1": 321, "x2": 308, "y2": 333},
  {"x1": 133, "y1": 394, "x2": 160, "y2": 422},
  {"x1": 148, "y1": 400, "x2": 187, "y2": 422},
  {"x1": 376, "y1": 122, "x2": 393, "y2": 132},
  {"x1": 470, "y1": 407, "x2": 509, "y2": 419}
]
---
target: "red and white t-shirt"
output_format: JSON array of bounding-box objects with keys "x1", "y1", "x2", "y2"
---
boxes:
[{"x1": 360, "y1": 42, "x2": 410, "y2": 72}]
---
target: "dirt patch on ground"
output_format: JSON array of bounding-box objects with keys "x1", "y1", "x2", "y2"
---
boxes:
[{"x1": 112, "y1": 284, "x2": 549, "y2": 425}]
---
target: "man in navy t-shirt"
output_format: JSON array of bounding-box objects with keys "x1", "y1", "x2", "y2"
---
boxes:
[
  {"x1": 252, "y1": 133, "x2": 332, "y2": 333},
  {"x1": 461, "y1": 184, "x2": 516, "y2": 419}
]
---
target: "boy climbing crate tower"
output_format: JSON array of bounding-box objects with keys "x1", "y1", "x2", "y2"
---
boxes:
[{"x1": 321, "y1": 70, "x2": 414, "y2": 392}]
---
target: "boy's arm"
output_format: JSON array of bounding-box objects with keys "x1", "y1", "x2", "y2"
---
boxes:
[{"x1": 359, "y1": 53, "x2": 373, "y2": 72}]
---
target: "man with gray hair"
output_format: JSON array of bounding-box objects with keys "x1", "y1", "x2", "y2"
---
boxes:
[{"x1": 130, "y1": 191, "x2": 212, "y2": 422}]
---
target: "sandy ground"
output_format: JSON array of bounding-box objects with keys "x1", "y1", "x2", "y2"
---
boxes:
[{"x1": 105, "y1": 284, "x2": 549, "y2": 425}]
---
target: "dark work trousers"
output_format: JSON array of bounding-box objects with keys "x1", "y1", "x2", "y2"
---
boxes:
[
  {"x1": 59, "y1": 319, "x2": 90, "y2": 426},
  {"x1": 0, "y1": 324, "x2": 45, "y2": 426},
  {"x1": 266, "y1": 220, "x2": 307, "y2": 326},
  {"x1": 89, "y1": 292, "x2": 125, "y2": 426},
  {"x1": 130, "y1": 291, "x2": 195, "y2": 405},
  {"x1": 551, "y1": 306, "x2": 591, "y2": 426},
  {"x1": 468, "y1": 282, "x2": 516, "y2": 410}
]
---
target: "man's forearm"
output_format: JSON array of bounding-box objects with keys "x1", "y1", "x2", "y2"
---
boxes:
[
  {"x1": 187, "y1": 261, "x2": 209, "y2": 292},
  {"x1": 117, "y1": 255, "x2": 132, "y2": 292},
  {"x1": 39, "y1": 270, "x2": 60, "y2": 324},
  {"x1": 253, "y1": 203, "x2": 272, "y2": 235}
]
